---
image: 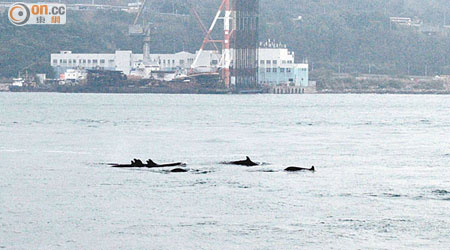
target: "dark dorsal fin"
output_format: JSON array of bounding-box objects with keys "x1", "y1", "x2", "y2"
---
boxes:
[
  {"x1": 246, "y1": 156, "x2": 251, "y2": 161},
  {"x1": 147, "y1": 159, "x2": 158, "y2": 166}
]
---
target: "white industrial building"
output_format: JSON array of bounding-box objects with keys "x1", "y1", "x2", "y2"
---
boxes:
[
  {"x1": 51, "y1": 43, "x2": 309, "y2": 86},
  {"x1": 51, "y1": 50, "x2": 220, "y2": 76},
  {"x1": 258, "y1": 41, "x2": 309, "y2": 86}
]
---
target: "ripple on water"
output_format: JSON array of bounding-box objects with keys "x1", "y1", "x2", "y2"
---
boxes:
[
  {"x1": 192, "y1": 170, "x2": 212, "y2": 174},
  {"x1": 432, "y1": 190, "x2": 450, "y2": 195},
  {"x1": 367, "y1": 193, "x2": 406, "y2": 198},
  {"x1": 250, "y1": 169, "x2": 277, "y2": 173},
  {"x1": 383, "y1": 193, "x2": 404, "y2": 198},
  {"x1": 74, "y1": 119, "x2": 109, "y2": 124},
  {"x1": 192, "y1": 181, "x2": 207, "y2": 186}
]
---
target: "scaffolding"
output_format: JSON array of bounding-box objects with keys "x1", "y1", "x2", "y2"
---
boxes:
[
  {"x1": 190, "y1": 0, "x2": 260, "y2": 90},
  {"x1": 231, "y1": 0, "x2": 259, "y2": 90}
]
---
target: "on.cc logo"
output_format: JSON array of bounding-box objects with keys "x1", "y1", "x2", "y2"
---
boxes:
[{"x1": 8, "y1": 3, "x2": 30, "y2": 26}]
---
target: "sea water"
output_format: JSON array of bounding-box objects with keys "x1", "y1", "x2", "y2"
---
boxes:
[{"x1": 0, "y1": 93, "x2": 449, "y2": 249}]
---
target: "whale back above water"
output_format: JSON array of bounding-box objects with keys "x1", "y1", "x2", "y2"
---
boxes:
[
  {"x1": 227, "y1": 156, "x2": 259, "y2": 166},
  {"x1": 170, "y1": 168, "x2": 188, "y2": 173},
  {"x1": 285, "y1": 166, "x2": 315, "y2": 172},
  {"x1": 110, "y1": 159, "x2": 186, "y2": 168}
]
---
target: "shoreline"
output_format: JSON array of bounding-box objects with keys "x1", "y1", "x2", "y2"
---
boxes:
[{"x1": 2, "y1": 89, "x2": 450, "y2": 95}]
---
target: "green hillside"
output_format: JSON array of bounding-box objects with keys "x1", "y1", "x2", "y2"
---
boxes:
[{"x1": 1, "y1": 0, "x2": 449, "y2": 78}]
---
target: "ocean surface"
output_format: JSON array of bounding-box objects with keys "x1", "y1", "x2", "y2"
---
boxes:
[{"x1": 0, "y1": 93, "x2": 449, "y2": 249}]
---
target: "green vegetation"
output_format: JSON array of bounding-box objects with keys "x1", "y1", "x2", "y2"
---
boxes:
[{"x1": 1, "y1": 0, "x2": 450, "y2": 78}]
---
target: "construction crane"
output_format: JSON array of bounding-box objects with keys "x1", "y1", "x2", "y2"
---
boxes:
[
  {"x1": 190, "y1": 0, "x2": 232, "y2": 87},
  {"x1": 133, "y1": 0, "x2": 147, "y2": 26},
  {"x1": 186, "y1": 1, "x2": 220, "y2": 52},
  {"x1": 128, "y1": 0, "x2": 146, "y2": 34},
  {"x1": 128, "y1": 0, "x2": 153, "y2": 65},
  {"x1": 126, "y1": 0, "x2": 232, "y2": 85}
]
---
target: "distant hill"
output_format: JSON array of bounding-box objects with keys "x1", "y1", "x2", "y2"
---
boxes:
[{"x1": 1, "y1": 0, "x2": 449, "y2": 78}]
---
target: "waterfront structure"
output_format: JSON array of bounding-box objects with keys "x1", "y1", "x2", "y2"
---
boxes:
[
  {"x1": 258, "y1": 41, "x2": 309, "y2": 87},
  {"x1": 51, "y1": 50, "x2": 220, "y2": 76},
  {"x1": 389, "y1": 17, "x2": 422, "y2": 27},
  {"x1": 63, "y1": 69, "x2": 87, "y2": 82},
  {"x1": 12, "y1": 77, "x2": 24, "y2": 87},
  {"x1": 0, "y1": 83, "x2": 10, "y2": 91},
  {"x1": 51, "y1": 45, "x2": 308, "y2": 86},
  {"x1": 191, "y1": 0, "x2": 259, "y2": 90},
  {"x1": 231, "y1": 0, "x2": 259, "y2": 90}
]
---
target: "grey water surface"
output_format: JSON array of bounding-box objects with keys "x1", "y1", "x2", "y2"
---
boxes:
[{"x1": 0, "y1": 93, "x2": 449, "y2": 249}]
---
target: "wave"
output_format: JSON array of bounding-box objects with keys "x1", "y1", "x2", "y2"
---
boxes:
[
  {"x1": 45, "y1": 150, "x2": 91, "y2": 155},
  {"x1": 432, "y1": 189, "x2": 449, "y2": 195}
]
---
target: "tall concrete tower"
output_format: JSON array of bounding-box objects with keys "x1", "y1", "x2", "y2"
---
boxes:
[{"x1": 231, "y1": 0, "x2": 259, "y2": 91}]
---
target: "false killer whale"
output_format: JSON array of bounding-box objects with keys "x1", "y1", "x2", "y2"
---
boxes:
[
  {"x1": 110, "y1": 158, "x2": 145, "y2": 168},
  {"x1": 224, "y1": 156, "x2": 259, "y2": 166},
  {"x1": 110, "y1": 159, "x2": 186, "y2": 168},
  {"x1": 284, "y1": 166, "x2": 315, "y2": 172},
  {"x1": 146, "y1": 159, "x2": 186, "y2": 168},
  {"x1": 170, "y1": 168, "x2": 188, "y2": 173}
]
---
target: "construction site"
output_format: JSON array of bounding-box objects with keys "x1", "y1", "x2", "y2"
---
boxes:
[
  {"x1": 46, "y1": 0, "x2": 310, "y2": 94},
  {"x1": 131, "y1": 0, "x2": 260, "y2": 93}
]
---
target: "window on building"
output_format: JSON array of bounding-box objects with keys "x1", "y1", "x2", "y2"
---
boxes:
[
  {"x1": 288, "y1": 60, "x2": 293, "y2": 64},
  {"x1": 211, "y1": 60, "x2": 218, "y2": 65},
  {"x1": 172, "y1": 60, "x2": 175, "y2": 64},
  {"x1": 273, "y1": 60, "x2": 277, "y2": 64},
  {"x1": 100, "y1": 59, "x2": 105, "y2": 64},
  {"x1": 62, "y1": 59, "x2": 67, "y2": 64},
  {"x1": 93, "y1": 59, "x2": 98, "y2": 64},
  {"x1": 82, "y1": 59, "x2": 86, "y2": 63},
  {"x1": 53, "y1": 59, "x2": 58, "y2": 65},
  {"x1": 266, "y1": 60, "x2": 271, "y2": 64},
  {"x1": 88, "y1": 59, "x2": 91, "y2": 64},
  {"x1": 287, "y1": 68, "x2": 292, "y2": 73},
  {"x1": 260, "y1": 60, "x2": 265, "y2": 64},
  {"x1": 163, "y1": 60, "x2": 166, "y2": 64},
  {"x1": 180, "y1": 60, "x2": 185, "y2": 65},
  {"x1": 280, "y1": 68, "x2": 285, "y2": 73},
  {"x1": 266, "y1": 68, "x2": 271, "y2": 72},
  {"x1": 273, "y1": 68, "x2": 278, "y2": 72},
  {"x1": 282, "y1": 60, "x2": 286, "y2": 64},
  {"x1": 109, "y1": 60, "x2": 114, "y2": 65}
]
